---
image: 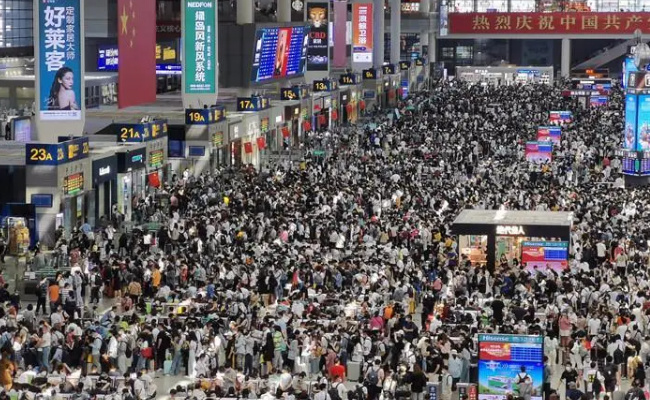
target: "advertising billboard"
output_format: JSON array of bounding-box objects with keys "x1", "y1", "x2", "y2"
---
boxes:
[
  {"x1": 625, "y1": 94, "x2": 638, "y2": 150},
  {"x1": 352, "y1": 3, "x2": 373, "y2": 63},
  {"x1": 183, "y1": 0, "x2": 217, "y2": 94},
  {"x1": 536, "y1": 126, "x2": 561, "y2": 145},
  {"x1": 38, "y1": 0, "x2": 82, "y2": 120},
  {"x1": 306, "y1": 2, "x2": 329, "y2": 71},
  {"x1": 548, "y1": 111, "x2": 572, "y2": 126},
  {"x1": 521, "y1": 241, "x2": 569, "y2": 272},
  {"x1": 449, "y1": 12, "x2": 650, "y2": 35},
  {"x1": 98, "y1": 45, "x2": 119, "y2": 71},
  {"x1": 637, "y1": 94, "x2": 650, "y2": 151},
  {"x1": 184, "y1": 0, "x2": 216, "y2": 94},
  {"x1": 525, "y1": 141, "x2": 552, "y2": 164},
  {"x1": 478, "y1": 334, "x2": 544, "y2": 400},
  {"x1": 251, "y1": 26, "x2": 309, "y2": 83}
]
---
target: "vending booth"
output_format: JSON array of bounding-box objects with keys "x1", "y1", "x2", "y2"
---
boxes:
[
  {"x1": 24, "y1": 137, "x2": 92, "y2": 247},
  {"x1": 116, "y1": 145, "x2": 147, "y2": 223},
  {"x1": 382, "y1": 64, "x2": 400, "y2": 108},
  {"x1": 227, "y1": 114, "x2": 244, "y2": 169},
  {"x1": 90, "y1": 151, "x2": 117, "y2": 226},
  {"x1": 451, "y1": 209, "x2": 572, "y2": 271},
  {"x1": 361, "y1": 68, "x2": 382, "y2": 111},
  {"x1": 182, "y1": 106, "x2": 228, "y2": 176},
  {"x1": 279, "y1": 85, "x2": 310, "y2": 148},
  {"x1": 312, "y1": 79, "x2": 337, "y2": 131}
]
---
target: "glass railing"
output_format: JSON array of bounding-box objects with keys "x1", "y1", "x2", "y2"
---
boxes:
[{"x1": 446, "y1": 0, "x2": 650, "y2": 12}]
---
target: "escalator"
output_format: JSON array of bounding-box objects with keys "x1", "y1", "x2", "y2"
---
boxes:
[{"x1": 572, "y1": 38, "x2": 637, "y2": 70}]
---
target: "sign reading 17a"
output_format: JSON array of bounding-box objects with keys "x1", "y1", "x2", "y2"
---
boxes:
[{"x1": 239, "y1": 99, "x2": 255, "y2": 110}]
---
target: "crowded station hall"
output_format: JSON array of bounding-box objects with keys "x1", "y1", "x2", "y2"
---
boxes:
[{"x1": 4, "y1": 0, "x2": 650, "y2": 400}]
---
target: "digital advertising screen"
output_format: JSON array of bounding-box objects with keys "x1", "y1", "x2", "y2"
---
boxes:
[
  {"x1": 637, "y1": 94, "x2": 650, "y2": 151},
  {"x1": 11, "y1": 117, "x2": 32, "y2": 142},
  {"x1": 478, "y1": 334, "x2": 544, "y2": 400},
  {"x1": 536, "y1": 126, "x2": 561, "y2": 145},
  {"x1": 250, "y1": 26, "x2": 309, "y2": 83},
  {"x1": 590, "y1": 96, "x2": 608, "y2": 107},
  {"x1": 525, "y1": 141, "x2": 553, "y2": 164},
  {"x1": 98, "y1": 45, "x2": 119, "y2": 71},
  {"x1": 625, "y1": 94, "x2": 638, "y2": 150},
  {"x1": 306, "y1": 2, "x2": 329, "y2": 71},
  {"x1": 548, "y1": 111, "x2": 573, "y2": 126},
  {"x1": 521, "y1": 241, "x2": 568, "y2": 272}
]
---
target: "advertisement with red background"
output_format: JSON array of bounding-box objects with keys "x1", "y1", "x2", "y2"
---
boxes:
[
  {"x1": 448, "y1": 12, "x2": 650, "y2": 35},
  {"x1": 352, "y1": 3, "x2": 373, "y2": 63},
  {"x1": 479, "y1": 342, "x2": 512, "y2": 361},
  {"x1": 274, "y1": 28, "x2": 292, "y2": 78}
]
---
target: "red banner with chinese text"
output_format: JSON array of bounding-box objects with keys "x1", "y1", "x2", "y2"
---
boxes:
[{"x1": 448, "y1": 12, "x2": 650, "y2": 34}]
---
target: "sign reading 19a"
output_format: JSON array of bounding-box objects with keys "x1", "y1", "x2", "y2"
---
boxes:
[{"x1": 187, "y1": 111, "x2": 206, "y2": 122}]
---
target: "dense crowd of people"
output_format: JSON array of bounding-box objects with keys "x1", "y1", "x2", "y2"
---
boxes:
[{"x1": 0, "y1": 77, "x2": 646, "y2": 400}]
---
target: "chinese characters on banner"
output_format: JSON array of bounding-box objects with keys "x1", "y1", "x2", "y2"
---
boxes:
[
  {"x1": 448, "y1": 12, "x2": 650, "y2": 34},
  {"x1": 352, "y1": 3, "x2": 373, "y2": 63},
  {"x1": 184, "y1": 0, "x2": 216, "y2": 94},
  {"x1": 38, "y1": 0, "x2": 82, "y2": 120}
]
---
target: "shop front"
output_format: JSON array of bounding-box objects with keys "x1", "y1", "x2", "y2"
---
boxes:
[
  {"x1": 181, "y1": 106, "x2": 228, "y2": 176},
  {"x1": 241, "y1": 114, "x2": 262, "y2": 167},
  {"x1": 280, "y1": 86, "x2": 310, "y2": 147},
  {"x1": 311, "y1": 96, "x2": 325, "y2": 131},
  {"x1": 451, "y1": 209, "x2": 572, "y2": 272},
  {"x1": 361, "y1": 68, "x2": 382, "y2": 111},
  {"x1": 25, "y1": 137, "x2": 91, "y2": 246},
  {"x1": 281, "y1": 102, "x2": 301, "y2": 149},
  {"x1": 211, "y1": 121, "x2": 228, "y2": 170},
  {"x1": 91, "y1": 153, "x2": 117, "y2": 226},
  {"x1": 382, "y1": 64, "x2": 400, "y2": 107},
  {"x1": 146, "y1": 138, "x2": 167, "y2": 189},
  {"x1": 116, "y1": 145, "x2": 147, "y2": 223},
  {"x1": 227, "y1": 114, "x2": 244, "y2": 169}
]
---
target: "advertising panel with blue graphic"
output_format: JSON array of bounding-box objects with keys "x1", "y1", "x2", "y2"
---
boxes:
[
  {"x1": 39, "y1": 0, "x2": 82, "y2": 120},
  {"x1": 525, "y1": 141, "x2": 553, "y2": 164},
  {"x1": 478, "y1": 334, "x2": 544, "y2": 400},
  {"x1": 625, "y1": 94, "x2": 638, "y2": 150},
  {"x1": 637, "y1": 95, "x2": 650, "y2": 151}
]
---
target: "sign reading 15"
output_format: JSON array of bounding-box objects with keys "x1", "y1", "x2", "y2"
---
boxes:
[{"x1": 283, "y1": 90, "x2": 297, "y2": 99}]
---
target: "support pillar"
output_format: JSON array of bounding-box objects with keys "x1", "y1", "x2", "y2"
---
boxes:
[
  {"x1": 373, "y1": 0, "x2": 385, "y2": 68},
  {"x1": 421, "y1": 0, "x2": 430, "y2": 13},
  {"x1": 429, "y1": 31, "x2": 437, "y2": 63},
  {"x1": 390, "y1": 0, "x2": 401, "y2": 64},
  {"x1": 237, "y1": 0, "x2": 254, "y2": 24},
  {"x1": 561, "y1": 38, "x2": 571, "y2": 77},
  {"x1": 277, "y1": 0, "x2": 291, "y2": 23}
]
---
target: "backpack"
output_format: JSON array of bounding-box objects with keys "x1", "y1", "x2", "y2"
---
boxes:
[
  {"x1": 625, "y1": 388, "x2": 644, "y2": 400},
  {"x1": 125, "y1": 340, "x2": 133, "y2": 358},
  {"x1": 329, "y1": 383, "x2": 343, "y2": 400},
  {"x1": 366, "y1": 367, "x2": 379, "y2": 386},
  {"x1": 602, "y1": 365, "x2": 615, "y2": 384}
]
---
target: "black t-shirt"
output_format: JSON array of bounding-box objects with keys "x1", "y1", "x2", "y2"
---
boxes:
[
  {"x1": 561, "y1": 369, "x2": 579, "y2": 384},
  {"x1": 410, "y1": 371, "x2": 428, "y2": 393},
  {"x1": 492, "y1": 300, "x2": 505, "y2": 316}
]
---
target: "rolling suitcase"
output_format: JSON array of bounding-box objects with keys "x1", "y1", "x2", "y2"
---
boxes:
[
  {"x1": 164, "y1": 359, "x2": 173, "y2": 375},
  {"x1": 347, "y1": 361, "x2": 362, "y2": 382}
]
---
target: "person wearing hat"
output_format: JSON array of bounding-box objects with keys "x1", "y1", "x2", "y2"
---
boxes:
[{"x1": 448, "y1": 349, "x2": 462, "y2": 391}]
